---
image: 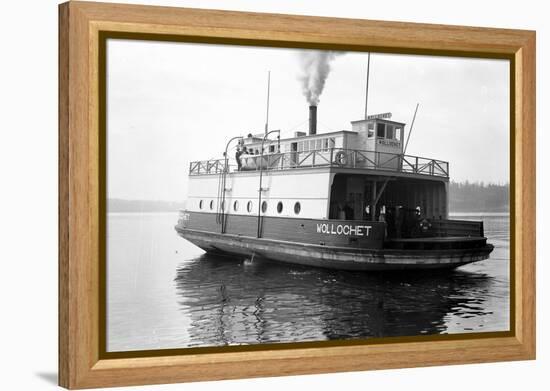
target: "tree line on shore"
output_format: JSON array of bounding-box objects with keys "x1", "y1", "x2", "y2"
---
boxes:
[{"x1": 449, "y1": 181, "x2": 509, "y2": 213}]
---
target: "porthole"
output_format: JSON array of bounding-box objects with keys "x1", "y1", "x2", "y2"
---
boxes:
[
  {"x1": 277, "y1": 201, "x2": 283, "y2": 214},
  {"x1": 233, "y1": 200, "x2": 239, "y2": 212},
  {"x1": 261, "y1": 201, "x2": 268, "y2": 213},
  {"x1": 199, "y1": 200, "x2": 204, "y2": 210},
  {"x1": 209, "y1": 200, "x2": 214, "y2": 210},
  {"x1": 247, "y1": 201, "x2": 253, "y2": 213},
  {"x1": 294, "y1": 202, "x2": 301, "y2": 215},
  {"x1": 221, "y1": 200, "x2": 225, "y2": 211}
]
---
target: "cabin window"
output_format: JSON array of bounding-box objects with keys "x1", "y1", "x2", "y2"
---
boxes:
[
  {"x1": 199, "y1": 200, "x2": 203, "y2": 210},
  {"x1": 298, "y1": 142, "x2": 304, "y2": 152},
  {"x1": 310, "y1": 140, "x2": 316, "y2": 151},
  {"x1": 386, "y1": 125, "x2": 394, "y2": 139},
  {"x1": 395, "y1": 127, "x2": 403, "y2": 140},
  {"x1": 269, "y1": 145, "x2": 275, "y2": 153},
  {"x1": 233, "y1": 200, "x2": 239, "y2": 212},
  {"x1": 322, "y1": 138, "x2": 329, "y2": 151},
  {"x1": 314, "y1": 139, "x2": 320, "y2": 150},
  {"x1": 247, "y1": 201, "x2": 253, "y2": 213},
  {"x1": 294, "y1": 202, "x2": 301, "y2": 215},
  {"x1": 261, "y1": 201, "x2": 268, "y2": 213},
  {"x1": 277, "y1": 201, "x2": 283, "y2": 214},
  {"x1": 329, "y1": 137, "x2": 336, "y2": 148},
  {"x1": 376, "y1": 123, "x2": 385, "y2": 138},
  {"x1": 368, "y1": 122, "x2": 374, "y2": 138},
  {"x1": 209, "y1": 200, "x2": 214, "y2": 210}
]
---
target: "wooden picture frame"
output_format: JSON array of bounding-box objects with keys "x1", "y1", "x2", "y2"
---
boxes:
[{"x1": 59, "y1": 1, "x2": 536, "y2": 389}]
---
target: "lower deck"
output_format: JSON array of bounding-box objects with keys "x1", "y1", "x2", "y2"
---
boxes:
[{"x1": 329, "y1": 173, "x2": 449, "y2": 223}]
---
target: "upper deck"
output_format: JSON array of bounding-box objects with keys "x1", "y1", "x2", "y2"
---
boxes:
[{"x1": 189, "y1": 147, "x2": 449, "y2": 179}]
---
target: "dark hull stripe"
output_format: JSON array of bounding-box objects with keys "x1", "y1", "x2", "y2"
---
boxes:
[
  {"x1": 180, "y1": 211, "x2": 386, "y2": 249},
  {"x1": 176, "y1": 227, "x2": 494, "y2": 271}
]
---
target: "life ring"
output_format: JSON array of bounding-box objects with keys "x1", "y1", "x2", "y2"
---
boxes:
[
  {"x1": 334, "y1": 151, "x2": 347, "y2": 166},
  {"x1": 419, "y1": 218, "x2": 432, "y2": 232}
]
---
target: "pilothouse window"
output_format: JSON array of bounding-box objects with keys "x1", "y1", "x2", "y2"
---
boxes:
[
  {"x1": 395, "y1": 127, "x2": 402, "y2": 140},
  {"x1": 376, "y1": 123, "x2": 385, "y2": 138},
  {"x1": 368, "y1": 122, "x2": 374, "y2": 138},
  {"x1": 386, "y1": 125, "x2": 394, "y2": 139}
]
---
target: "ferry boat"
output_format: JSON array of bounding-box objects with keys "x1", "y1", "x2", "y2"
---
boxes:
[{"x1": 175, "y1": 105, "x2": 494, "y2": 271}]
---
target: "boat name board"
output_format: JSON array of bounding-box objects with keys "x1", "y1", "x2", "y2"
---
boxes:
[
  {"x1": 367, "y1": 112, "x2": 392, "y2": 120},
  {"x1": 377, "y1": 139, "x2": 401, "y2": 147},
  {"x1": 316, "y1": 223, "x2": 372, "y2": 237}
]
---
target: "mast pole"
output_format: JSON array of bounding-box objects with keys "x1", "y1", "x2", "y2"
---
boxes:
[
  {"x1": 265, "y1": 70, "x2": 271, "y2": 136},
  {"x1": 364, "y1": 53, "x2": 371, "y2": 119},
  {"x1": 404, "y1": 103, "x2": 419, "y2": 155}
]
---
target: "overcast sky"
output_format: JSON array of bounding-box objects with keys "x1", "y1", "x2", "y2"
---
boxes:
[{"x1": 107, "y1": 39, "x2": 509, "y2": 202}]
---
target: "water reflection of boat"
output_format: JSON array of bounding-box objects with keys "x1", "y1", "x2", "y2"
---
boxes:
[{"x1": 173, "y1": 253, "x2": 495, "y2": 346}]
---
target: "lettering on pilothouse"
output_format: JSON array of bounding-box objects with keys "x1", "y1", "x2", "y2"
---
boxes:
[{"x1": 316, "y1": 223, "x2": 372, "y2": 237}]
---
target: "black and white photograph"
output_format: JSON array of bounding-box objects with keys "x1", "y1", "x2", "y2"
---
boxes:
[{"x1": 106, "y1": 39, "x2": 510, "y2": 352}]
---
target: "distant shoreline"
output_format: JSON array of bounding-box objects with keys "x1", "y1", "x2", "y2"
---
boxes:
[
  {"x1": 107, "y1": 197, "x2": 509, "y2": 217},
  {"x1": 109, "y1": 180, "x2": 510, "y2": 214},
  {"x1": 449, "y1": 212, "x2": 509, "y2": 217},
  {"x1": 449, "y1": 182, "x2": 508, "y2": 214},
  {"x1": 107, "y1": 211, "x2": 510, "y2": 216},
  {"x1": 108, "y1": 199, "x2": 185, "y2": 213}
]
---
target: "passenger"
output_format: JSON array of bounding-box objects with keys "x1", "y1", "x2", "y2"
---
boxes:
[
  {"x1": 395, "y1": 206, "x2": 403, "y2": 239},
  {"x1": 412, "y1": 208, "x2": 423, "y2": 237},
  {"x1": 344, "y1": 202, "x2": 354, "y2": 220},
  {"x1": 364, "y1": 205, "x2": 371, "y2": 220},
  {"x1": 337, "y1": 202, "x2": 346, "y2": 220},
  {"x1": 386, "y1": 207, "x2": 395, "y2": 238},
  {"x1": 235, "y1": 147, "x2": 243, "y2": 171},
  {"x1": 378, "y1": 206, "x2": 386, "y2": 223},
  {"x1": 379, "y1": 206, "x2": 387, "y2": 238}
]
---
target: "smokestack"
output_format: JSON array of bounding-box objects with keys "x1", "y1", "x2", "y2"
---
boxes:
[{"x1": 309, "y1": 105, "x2": 317, "y2": 135}]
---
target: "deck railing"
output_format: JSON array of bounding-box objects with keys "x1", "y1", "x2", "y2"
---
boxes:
[{"x1": 188, "y1": 148, "x2": 449, "y2": 178}]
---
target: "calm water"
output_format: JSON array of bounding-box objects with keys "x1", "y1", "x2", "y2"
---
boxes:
[{"x1": 106, "y1": 212, "x2": 509, "y2": 352}]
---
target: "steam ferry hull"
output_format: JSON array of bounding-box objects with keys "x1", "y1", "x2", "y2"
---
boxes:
[{"x1": 175, "y1": 225, "x2": 494, "y2": 271}]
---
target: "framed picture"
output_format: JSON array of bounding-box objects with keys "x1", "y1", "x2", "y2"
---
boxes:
[{"x1": 59, "y1": 1, "x2": 536, "y2": 389}]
